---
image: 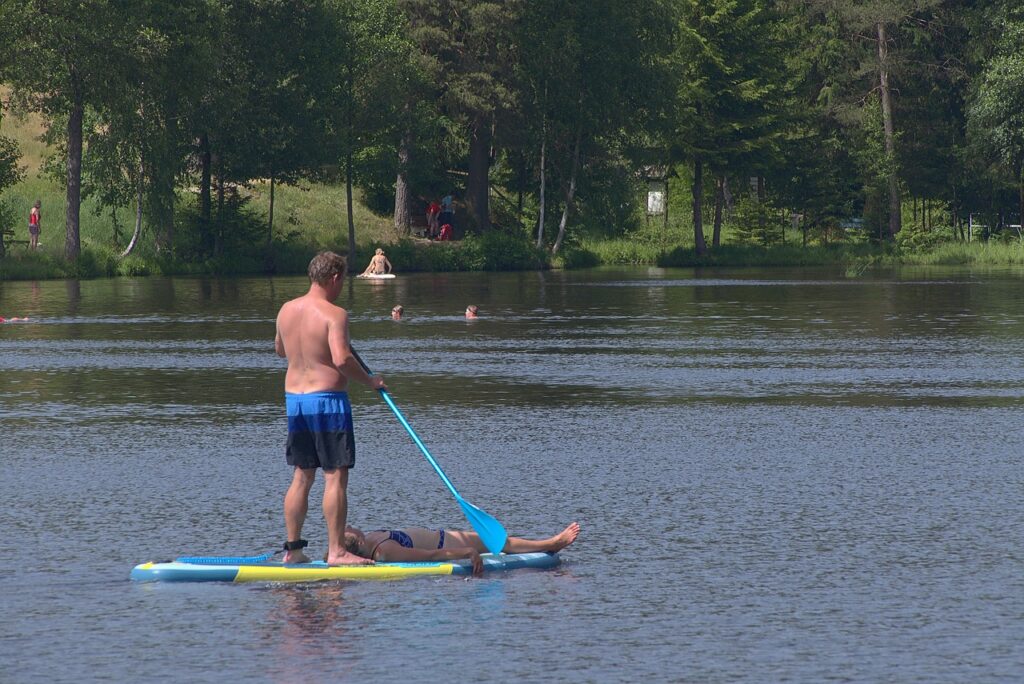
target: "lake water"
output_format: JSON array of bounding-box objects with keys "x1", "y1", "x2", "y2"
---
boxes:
[{"x1": 1, "y1": 266, "x2": 1022, "y2": 682}]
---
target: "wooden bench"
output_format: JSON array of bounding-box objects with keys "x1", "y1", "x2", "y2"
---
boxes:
[{"x1": 1, "y1": 229, "x2": 31, "y2": 254}]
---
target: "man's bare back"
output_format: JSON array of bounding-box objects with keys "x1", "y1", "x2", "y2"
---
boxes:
[{"x1": 276, "y1": 293, "x2": 352, "y2": 394}]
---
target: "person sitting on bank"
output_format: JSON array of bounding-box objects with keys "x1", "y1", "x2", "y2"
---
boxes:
[
  {"x1": 465, "y1": 305, "x2": 478, "y2": 319},
  {"x1": 438, "y1": 223, "x2": 453, "y2": 241},
  {"x1": 361, "y1": 248, "x2": 393, "y2": 276},
  {"x1": 391, "y1": 305, "x2": 403, "y2": 321},
  {"x1": 344, "y1": 522, "x2": 580, "y2": 577}
]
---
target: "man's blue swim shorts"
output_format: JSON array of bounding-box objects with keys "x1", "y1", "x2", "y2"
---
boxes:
[{"x1": 285, "y1": 391, "x2": 355, "y2": 470}]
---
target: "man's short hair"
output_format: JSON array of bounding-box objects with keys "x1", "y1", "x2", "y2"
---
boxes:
[{"x1": 308, "y1": 251, "x2": 347, "y2": 285}]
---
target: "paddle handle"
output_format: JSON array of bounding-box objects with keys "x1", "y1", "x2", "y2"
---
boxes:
[{"x1": 351, "y1": 349, "x2": 461, "y2": 499}]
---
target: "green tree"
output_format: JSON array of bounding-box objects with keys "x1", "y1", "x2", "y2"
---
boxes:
[
  {"x1": 0, "y1": 0, "x2": 128, "y2": 260},
  {"x1": 400, "y1": 0, "x2": 519, "y2": 232},
  {"x1": 969, "y1": 11, "x2": 1024, "y2": 235},
  {"x1": 668, "y1": 0, "x2": 790, "y2": 254},
  {"x1": 0, "y1": 129, "x2": 25, "y2": 256}
]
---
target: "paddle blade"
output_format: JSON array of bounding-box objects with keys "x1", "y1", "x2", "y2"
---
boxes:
[{"x1": 457, "y1": 497, "x2": 508, "y2": 555}]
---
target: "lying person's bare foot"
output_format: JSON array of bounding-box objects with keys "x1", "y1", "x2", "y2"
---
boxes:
[
  {"x1": 283, "y1": 549, "x2": 311, "y2": 564},
  {"x1": 326, "y1": 550, "x2": 374, "y2": 566},
  {"x1": 548, "y1": 522, "x2": 580, "y2": 552}
]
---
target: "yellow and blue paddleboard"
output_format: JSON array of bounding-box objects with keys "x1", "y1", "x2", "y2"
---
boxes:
[{"x1": 130, "y1": 552, "x2": 559, "y2": 583}]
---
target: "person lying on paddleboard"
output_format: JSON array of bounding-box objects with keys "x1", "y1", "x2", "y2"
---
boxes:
[
  {"x1": 361, "y1": 248, "x2": 393, "y2": 276},
  {"x1": 343, "y1": 522, "x2": 580, "y2": 577}
]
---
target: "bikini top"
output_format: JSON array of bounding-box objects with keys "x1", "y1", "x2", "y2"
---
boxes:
[{"x1": 370, "y1": 530, "x2": 413, "y2": 559}]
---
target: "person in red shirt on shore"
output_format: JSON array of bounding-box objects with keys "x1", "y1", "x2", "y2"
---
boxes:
[
  {"x1": 28, "y1": 200, "x2": 41, "y2": 250},
  {"x1": 425, "y1": 200, "x2": 441, "y2": 239},
  {"x1": 438, "y1": 223, "x2": 452, "y2": 241}
]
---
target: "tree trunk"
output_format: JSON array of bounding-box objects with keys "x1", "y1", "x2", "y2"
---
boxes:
[
  {"x1": 757, "y1": 175, "x2": 767, "y2": 244},
  {"x1": 163, "y1": 189, "x2": 174, "y2": 252},
  {"x1": 215, "y1": 162, "x2": 225, "y2": 257},
  {"x1": 199, "y1": 132, "x2": 211, "y2": 225},
  {"x1": 121, "y1": 158, "x2": 144, "y2": 258},
  {"x1": 877, "y1": 22, "x2": 901, "y2": 238},
  {"x1": 393, "y1": 135, "x2": 411, "y2": 237},
  {"x1": 65, "y1": 82, "x2": 83, "y2": 261},
  {"x1": 346, "y1": 149, "x2": 355, "y2": 266},
  {"x1": 344, "y1": 59, "x2": 356, "y2": 264},
  {"x1": 466, "y1": 114, "x2": 492, "y2": 232},
  {"x1": 517, "y1": 151, "x2": 525, "y2": 217},
  {"x1": 551, "y1": 126, "x2": 582, "y2": 256},
  {"x1": 535, "y1": 120, "x2": 547, "y2": 249},
  {"x1": 1018, "y1": 166, "x2": 1024, "y2": 243},
  {"x1": 692, "y1": 158, "x2": 707, "y2": 256},
  {"x1": 712, "y1": 175, "x2": 724, "y2": 248},
  {"x1": 268, "y1": 168, "x2": 275, "y2": 245}
]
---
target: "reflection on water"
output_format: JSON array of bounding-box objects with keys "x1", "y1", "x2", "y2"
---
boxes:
[
  {"x1": 261, "y1": 584, "x2": 354, "y2": 671},
  {"x1": 2, "y1": 267, "x2": 1023, "y2": 682}
]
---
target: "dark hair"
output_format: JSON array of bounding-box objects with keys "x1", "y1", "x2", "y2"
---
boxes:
[{"x1": 307, "y1": 251, "x2": 347, "y2": 285}]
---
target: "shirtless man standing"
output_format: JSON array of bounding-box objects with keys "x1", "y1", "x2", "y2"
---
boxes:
[{"x1": 275, "y1": 251, "x2": 386, "y2": 565}]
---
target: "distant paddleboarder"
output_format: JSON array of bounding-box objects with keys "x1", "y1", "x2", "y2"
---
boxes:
[
  {"x1": 361, "y1": 248, "x2": 393, "y2": 276},
  {"x1": 274, "y1": 251, "x2": 387, "y2": 565}
]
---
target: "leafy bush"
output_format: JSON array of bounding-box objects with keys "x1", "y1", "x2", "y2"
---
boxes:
[
  {"x1": 553, "y1": 246, "x2": 600, "y2": 269},
  {"x1": 582, "y1": 238, "x2": 666, "y2": 265}
]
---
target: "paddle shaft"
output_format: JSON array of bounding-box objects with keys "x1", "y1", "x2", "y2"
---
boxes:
[
  {"x1": 351, "y1": 350, "x2": 461, "y2": 499},
  {"x1": 351, "y1": 348, "x2": 509, "y2": 555}
]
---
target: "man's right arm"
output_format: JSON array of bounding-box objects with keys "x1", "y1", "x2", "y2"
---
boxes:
[
  {"x1": 328, "y1": 312, "x2": 386, "y2": 390},
  {"x1": 274, "y1": 312, "x2": 286, "y2": 358}
]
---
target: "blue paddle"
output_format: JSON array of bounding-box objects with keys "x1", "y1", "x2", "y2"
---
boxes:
[{"x1": 352, "y1": 350, "x2": 508, "y2": 555}]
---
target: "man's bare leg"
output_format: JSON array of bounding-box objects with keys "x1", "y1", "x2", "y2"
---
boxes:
[
  {"x1": 323, "y1": 468, "x2": 372, "y2": 565},
  {"x1": 449, "y1": 522, "x2": 581, "y2": 553},
  {"x1": 283, "y1": 467, "x2": 314, "y2": 563}
]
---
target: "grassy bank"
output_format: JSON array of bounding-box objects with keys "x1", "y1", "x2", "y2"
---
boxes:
[
  {"x1": 5, "y1": 101, "x2": 1024, "y2": 280},
  {"x1": 566, "y1": 234, "x2": 1024, "y2": 270}
]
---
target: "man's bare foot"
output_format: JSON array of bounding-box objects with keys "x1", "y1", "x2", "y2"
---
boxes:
[
  {"x1": 547, "y1": 522, "x2": 580, "y2": 552},
  {"x1": 326, "y1": 550, "x2": 374, "y2": 566},
  {"x1": 283, "y1": 549, "x2": 311, "y2": 564}
]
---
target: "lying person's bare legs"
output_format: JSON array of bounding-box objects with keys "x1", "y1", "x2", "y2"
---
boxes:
[{"x1": 445, "y1": 522, "x2": 580, "y2": 554}]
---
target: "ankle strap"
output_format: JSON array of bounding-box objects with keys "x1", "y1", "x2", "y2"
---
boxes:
[{"x1": 283, "y1": 539, "x2": 308, "y2": 551}]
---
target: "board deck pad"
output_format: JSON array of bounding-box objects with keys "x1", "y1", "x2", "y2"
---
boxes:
[{"x1": 131, "y1": 551, "x2": 559, "y2": 583}]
